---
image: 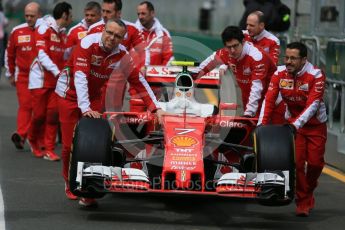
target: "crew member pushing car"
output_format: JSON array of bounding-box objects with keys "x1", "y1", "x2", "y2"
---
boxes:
[
  {"x1": 87, "y1": 0, "x2": 145, "y2": 110},
  {"x1": 258, "y1": 42, "x2": 327, "y2": 217},
  {"x1": 243, "y1": 11, "x2": 286, "y2": 124},
  {"x1": 55, "y1": 19, "x2": 164, "y2": 205},
  {"x1": 193, "y1": 26, "x2": 281, "y2": 171},
  {"x1": 195, "y1": 26, "x2": 276, "y2": 118}
]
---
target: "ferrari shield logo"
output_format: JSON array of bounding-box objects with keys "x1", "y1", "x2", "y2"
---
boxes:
[
  {"x1": 107, "y1": 61, "x2": 120, "y2": 69},
  {"x1": 298, "y1": 83, "x2": 309, "y2": 91}
]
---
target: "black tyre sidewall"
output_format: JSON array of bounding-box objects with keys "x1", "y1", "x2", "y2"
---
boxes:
[
  {"x1": 69, "y1": 117, "x2": 112, "y2": 198},
  {"x1": 254, "y1": 125, "x2": 295, "y2": 204}
]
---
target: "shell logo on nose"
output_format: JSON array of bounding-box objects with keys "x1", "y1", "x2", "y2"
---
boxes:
[{"x1": 171, "y1": 136, "x2": 197, "y2": 147}]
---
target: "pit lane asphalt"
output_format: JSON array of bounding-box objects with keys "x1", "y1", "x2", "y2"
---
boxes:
[{"x1": 1, "y1": 77, "x2": 345, "y2": 230}]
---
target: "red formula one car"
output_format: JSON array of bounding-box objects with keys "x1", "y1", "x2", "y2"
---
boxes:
[{"x1": 69, "y1": 61, "x2": 295, "y2": 206}]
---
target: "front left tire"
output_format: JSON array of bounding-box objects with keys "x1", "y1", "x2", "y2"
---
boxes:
[{"x1": 69, "y1": 117, "x2": 113, "y2": 198}]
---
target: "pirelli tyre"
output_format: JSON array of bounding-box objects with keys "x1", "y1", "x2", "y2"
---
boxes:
[
  {"x1": 253, "y1": 124, "x2": 295, "y2": 206},
  {"x1": 69, "y1": 117, "x2": 113, "y2": 198}
]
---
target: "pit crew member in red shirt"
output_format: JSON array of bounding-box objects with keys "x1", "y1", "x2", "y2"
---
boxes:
[
  {"x1": 87, "y1": 0, "x2": 145, "y2": 110},
  {"x1": 129, "y1": 1, "x2": 174, "y2": 110},
  {"x1": 5, "y1": 2, "x2": 41, "y2": 151},
  {"x1": 244, "y1": 11, "x2": 280, "y2": 65},
  {"x1": 196, "y1": 26, "x2": 276, "y2": 118},
  {"x1": 258, "y1": 42, "x2": 327, "y2": 217},
  {"x1": 28, "y1": 2, "x2": 72, "y2": 160},
  {"x1": 243, "y1": 11, "x2": 285, "y2": 124},
  {"x1": 87, "y1": 0, "x2": 144, "y2": 58},
  {"x1": 135, "y1": 1, "x2": 173, "y2": 67},
  {"x1": 55, "y1": 19, "x2": 163, "y2": 204},
  {"x1": 64, "y1": 1, "x2": 101, "y2": 59}
]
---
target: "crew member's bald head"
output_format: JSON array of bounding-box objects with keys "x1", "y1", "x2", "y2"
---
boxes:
[
  {"x1": 246, "y1": 10, "x2": 265, "y2": 37},
  {"x1": 25, "y1": 2, "x2": 41, "y2": 14},
  {"x1": 25, "y1": 2, "x2": 41, "y2": 28}
]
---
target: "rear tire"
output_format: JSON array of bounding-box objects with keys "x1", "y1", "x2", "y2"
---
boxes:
[
  {"x1": 254, "y1": 125, "x2": 295, "y2": 206},
  {"x1": 69, "y1": 117, "x2": 113, "y2": 198}
]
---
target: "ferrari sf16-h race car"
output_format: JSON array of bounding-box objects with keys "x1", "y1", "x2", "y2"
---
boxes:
[{"x1": 69, "y1": 61, "x2": 295, "y2": 206}]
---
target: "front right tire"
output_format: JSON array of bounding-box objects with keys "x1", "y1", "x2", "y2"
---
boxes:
[{"x1": 253, "y1": 124, "x2": 295, "y2": 206}]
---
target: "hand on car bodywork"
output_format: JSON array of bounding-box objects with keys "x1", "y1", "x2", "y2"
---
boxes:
[
  {"x1": 140, "y1": 66, "x2": 147, "y2": 76},
  {"x1": 155, "y1": 109, "x2": 166, "y2": 124},
  {"x1": 219, "y1": 68, "x2": 226, "y2": 77},
  {"x1": 83, "y1": 110, "x2": 102, "y2": 118},
  {"x1": 156, "y1": 109, "x2": 176, "y2": 124}
]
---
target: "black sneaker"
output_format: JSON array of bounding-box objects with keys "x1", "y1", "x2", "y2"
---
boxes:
[{"x1": 11, "y1": 133, "x2": 25, "y2": 150}]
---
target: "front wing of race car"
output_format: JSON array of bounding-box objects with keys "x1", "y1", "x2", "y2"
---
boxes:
[{"x1": 75, "y1": 162, "x2": 291, "y2": 201}]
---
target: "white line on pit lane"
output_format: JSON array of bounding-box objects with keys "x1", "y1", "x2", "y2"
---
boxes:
[{"x1": 0, "y1": 186, "x2": 5, "y2": 230}]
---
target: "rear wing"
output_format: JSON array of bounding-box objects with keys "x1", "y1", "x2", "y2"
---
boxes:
[{"x1": 145, "y1": 65, "x2": 220, "y2": 89}]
